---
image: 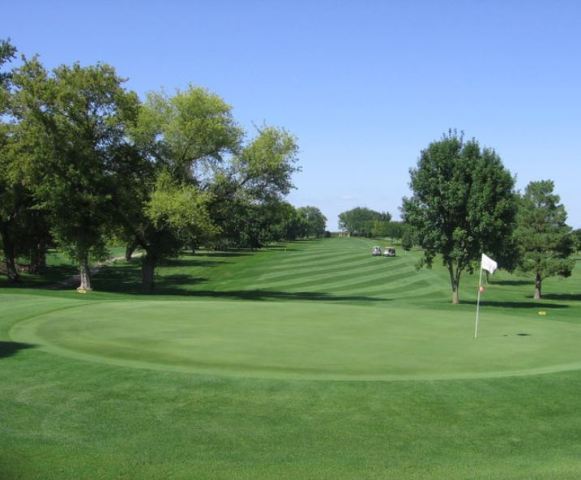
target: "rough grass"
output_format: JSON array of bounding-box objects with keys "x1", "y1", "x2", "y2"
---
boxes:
[{"x1": 2, "y1": 237, "x2": 581, "y2": 479}]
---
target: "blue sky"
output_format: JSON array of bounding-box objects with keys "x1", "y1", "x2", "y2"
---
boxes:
[{"x1": 4, "y1": 0, "x2": 581, "y2": 229}]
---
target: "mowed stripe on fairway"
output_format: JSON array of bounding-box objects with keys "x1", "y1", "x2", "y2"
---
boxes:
[
  {"x1": 10, "y1": 298, "x2": 581, "y2": 381},
  {"x1": 215, "y1": 237, "x2": 450, "y2": 301},
  {"x1": 249, "y1": 261, "x2": 413, "y2": 291}
]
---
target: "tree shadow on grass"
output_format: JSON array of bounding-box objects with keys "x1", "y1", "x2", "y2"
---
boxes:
[
  {"x1": 91, "y1": 265, "x2": 389, "y2": 303},
  {"x1": 200, "y1": 244, "x2": 301, "y2": 255},
  {"x1": 462, "y1": 300, "x2": 569, "y2": 309},
  {"x1": 177, "y1": 289, "x2": 389, "y2": 303},
  {"x1": 5, "y1": 254, "x2": 389, "y2": 304},
  {"x1": 159, "y1": 274, "x2": 208, "y2": 288},
  {"x1": 99, "y1": 278, "x2": 389, "y2": 303},
  {"x1": 201, "y1": 251, "x2": 254, "y2": 258},
  {"x1": 263, "y1": 244, "x2": 300, "y2": 251},
  {"x1": 0, "y1": 265, "x2": 78, "y2": 289},
  {"x1": 91, "y1": 265, "x2": 208, "y2": 294},
  {"x1": 542, "y1": 293, "x2": 581, "y2": 302},
  {"x1": 491, "y1": 279, "x2": 530, "y2": 286},
  {"x1": 159, "y1": 258, "x2": 224, "y2": 268},
  {"x1": 0, "y1": 341, "x2": 35, "y2": 359}
]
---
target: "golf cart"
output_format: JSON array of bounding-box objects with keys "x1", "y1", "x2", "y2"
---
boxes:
[
  {"x1": 383, "y1": 247, "x2": 396, "y2": 257},
  {"x1": 371, "y1": 246, "x2": 382, "y2": 256}
]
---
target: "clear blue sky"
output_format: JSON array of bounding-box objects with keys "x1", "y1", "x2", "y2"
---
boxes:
[{"x1": 5, "y1": 0, "x2": 581, "y2": 229}]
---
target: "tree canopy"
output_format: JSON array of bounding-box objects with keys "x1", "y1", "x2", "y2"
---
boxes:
[
  {"x1": 0, "y1": 43, "x2": 309, "y2": 291},
  {"x1": 10, "y1": 59, "x2": 141, "y2": 290},
  {"x1": 338, "y1": 207, "x2": 391, "y2": 237},
  {"x1": 297, "y1": 206, "x2": 327, "y2": 238},
  {"x1": 572, "y1": 229, "x2": 581, "y2": 251},
  {"x1": 402, "y1": 131, "x2": 517, "y2": 304},
  {"x1": 0, "y1": 39, "x2": 20, "y2": 281},
  {"x1": 514, "y1": 180, "x2": 575, "y2": 299}
]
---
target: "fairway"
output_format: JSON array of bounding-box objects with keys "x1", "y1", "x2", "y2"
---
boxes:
[
  {"x1": 3, "y1": 238, "x2": 581, "y2": 480},
  {"x1": 10, "y1": 297, "x2": 581, "y2": 380}
]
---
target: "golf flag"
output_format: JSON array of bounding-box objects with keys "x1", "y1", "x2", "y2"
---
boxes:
[
  {"x1": 474, "y1": 254, "x2": 498, "y2": 339},
  {"x1": 481, "y1": 254, "x2": 497, "y2": 275}
]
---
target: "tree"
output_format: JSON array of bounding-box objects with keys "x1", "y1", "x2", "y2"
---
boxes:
[
  {"x1": 206, "y1": 126, "x2": 300, "y2": 250},
  {"x1": 400, "y1": 225, "x2": 415, "y2": 251},
  {"x1": 0, "y1": 41, "x2": 50, "y2": 280},
  {"x1": 142, "y1": 169, "x2": 218, "y2": 275},
  {"x1": 281, "y1": 204, "x2": 308, "y2": 241},
  {"x1": 233, "y1": 126, "x2": 299, "y2": 200},
  {"x1": 12, "y1": 59, "x2": 140, "y2": 291},
  {"x1": 297, "y1": 206, "x2": 327, "y2": 238},
  {"x1": 402, "y1": 131, "x2": 517, "y2": 304},
  {"x1": 262, "y1": 201, "x2": 298, "y2": 242},
  {"x1": 380, "y1": 221, "x2": 405, "y2": 240},
  {"x1": 5, "y1": 52, "x2": 300, "y2": 290},
  {"x1": 127, "y1": 87, "x2": 300, "y2": 289},
  {"x1": 514, "y1": 180, "x2": 575, "y2": 299},
  {"x1": 571, "y1": 228, "x2": 581, "y2": 252},
  {"x1": 338, "y1": 207, "x2": 391, "y2": 237},
  {"x1": 0, "y1": 39, "x2": 20, "y2": 281},
  {"x1": 126, "y1": 86, "x2": 241, "y2": 290}
]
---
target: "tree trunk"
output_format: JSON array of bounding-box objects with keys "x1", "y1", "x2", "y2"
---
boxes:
[
  {"x1": 125, "y1": 242, "x2": 137, "y2": 262},
  {"x1": 142, "y1": 253, "x2": 157, "y2": 292},
  {"x1": 0, "y1": 225, "x2": 20, "y2": 283},
  {"x1": 534, "y1": 272, "x2": 542, "y2": 300},
  {"x1": 29, "y1": 241, "x2": 47, "y2": 274},
  {"x1": 448, "y1": 264, "x2": 461, "y2": 304},
  {"x1": 77, "y1": 253, "x2": 93, "y2": 292},
  {"x1": 452, "y1": 288, "x2": 460, "y2": 304},
  {"x1": 2, "y1": 252, "x2": 19, "y2": 283}
]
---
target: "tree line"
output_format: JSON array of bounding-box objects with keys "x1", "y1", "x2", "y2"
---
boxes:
[
  {"x1": 402, "y1": 131, "x2": 576, "y2": 303},
  {"x1": 0, "y1": 40, "x2": 326, "y2": 291},
  {"x1": 338, "y1": 131, "x2": 577, "y2": 303},
  {"x1": 337, "y1": 207, "x2": 414, "y2": 248},
  {"x1": 1, "y1": 41, "x2": 576, "y2": 301}
]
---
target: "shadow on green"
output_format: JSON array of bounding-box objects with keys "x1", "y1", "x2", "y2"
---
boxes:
[{"x1": 0, "y1": 341, "x2": 35, "y2": 359}]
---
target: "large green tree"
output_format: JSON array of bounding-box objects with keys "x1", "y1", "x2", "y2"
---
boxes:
[
  {"x1": 127, "y1": 88, "x2": 300, "y2": 289},
  {"x1": 0, "y1": 39, "x2": 19, "y2": 281},
  {"x1": 338, "y1": 207, "x2": 391, "y2": 237},
  {"x1": 377, "y1": 221, "x2": 405, "y2": 240},
  {"x1": 297, "y1": 206, "x2": 327, "y2": 238},
  {"x1": 126, "y1": 86, "x2": 241, "y2": 290},
  {"x1": 0, "y1": 41, "x2": 50, "y2": 281},
  {"x1": 514, "y1": 180, "x2": 575, "y2": 299},
  {"x1": 402, "y1": 131, "x2": 517, "y2": 304},
  {"x1": 12, "y1": 58, "x2": 140, "y2": 290},
  {"x1": 4, "y1": 51, "x2": 300, "y2": 290},
  {"x1": 205, "y1": 127, "x2": 300, "y2": 250}
]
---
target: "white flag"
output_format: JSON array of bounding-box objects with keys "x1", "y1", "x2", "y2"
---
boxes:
[{"x1": 481, "y1": 253, "x2": 497, "y2": 274}]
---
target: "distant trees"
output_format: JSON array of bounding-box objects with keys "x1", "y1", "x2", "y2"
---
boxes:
[
  {"x1": 402, "y1": 131, "x2": 517, "y2": 304},
  {"x1": 297, "y1": 206, "x2": 327, "y2": 238},
  {"x1": 338, "y1": 207, "x2": 391, "y2": 237},
  {"x1": 382, "y1": 221, "x2": 406, "y2": 240},
  {"x1": 514, "y1": 180, "x2": 575, "y2": 299}
]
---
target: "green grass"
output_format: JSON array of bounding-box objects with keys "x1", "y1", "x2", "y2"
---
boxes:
[{"x1": 2, "y1": 237, "x2": 581, "y2": 479}]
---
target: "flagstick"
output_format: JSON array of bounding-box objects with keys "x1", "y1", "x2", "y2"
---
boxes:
[{"x1": 474, "y1": 266, "x2": 483, "y2": 339}]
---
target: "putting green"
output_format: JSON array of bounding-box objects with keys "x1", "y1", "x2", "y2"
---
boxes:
[{"x1": 10, "y1": 299, "x2": 581, "y2": 380}]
